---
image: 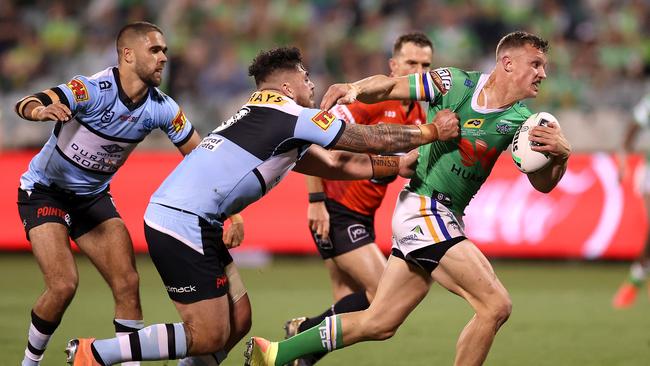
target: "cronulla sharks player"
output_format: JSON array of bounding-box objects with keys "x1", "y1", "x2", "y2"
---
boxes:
[
  {"x1": 14, "y1": 21, "x2": 203, "y2": 366},
  {"x1": 65, "y1": 46, "x2": 460, "y2": 366}
]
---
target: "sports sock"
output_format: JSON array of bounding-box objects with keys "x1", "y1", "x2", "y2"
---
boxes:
[
  {"x1": 177, "y1": 351, "x2": 228, "y2": 365},
  {"x1": 298, "y1": 292, "x2": 369, "y2": 332},
  {"x1": 92, "y1": 323, "x2": 187, "y2": 365},
  {"x1": 275, "y1": 315, "x2": 344, "y2": 366},
  {"x1": 114, "y1": 319, "x2": 145, "y2": 366},
  {"x1": 21, "y1": 310, "x2": 60, "y2": 366},
  {"x1": 629, "y1": 262, "x2": 648, "y2": 287}
]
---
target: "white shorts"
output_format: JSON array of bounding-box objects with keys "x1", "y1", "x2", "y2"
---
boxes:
[{"x1": 390, "y1": 189, "x2": 466, "y2": 272}]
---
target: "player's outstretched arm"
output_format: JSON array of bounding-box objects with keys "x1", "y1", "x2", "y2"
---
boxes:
[
  {"x1": 526, "y1": 121, "x2": 572, "y2": 193},
  {"x1": 294, "y1": 145, "x2": 418, "y2": 181},
  {"x1": 320, "y1": 75, "x2": 411, "y2": 110},
  {"x1": 330, "y1": 109, "x2": 459, "y2": 154}
]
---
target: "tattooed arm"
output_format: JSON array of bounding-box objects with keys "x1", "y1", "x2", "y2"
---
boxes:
[{"x1": 331, "y1": 109, "x2": 460, "y2": 154}]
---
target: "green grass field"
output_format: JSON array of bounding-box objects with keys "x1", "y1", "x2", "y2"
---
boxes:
[{"x1": 1, "y1": 253, "x2": 649, "y2": 366}]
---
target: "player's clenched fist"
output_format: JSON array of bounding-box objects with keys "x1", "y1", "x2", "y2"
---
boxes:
[
  {"x1": 430, "y1": 109, "x2": 460, "y2": 141},
  {"x1": 32, "y1": 103, "x2": 72, "y2": 122}
]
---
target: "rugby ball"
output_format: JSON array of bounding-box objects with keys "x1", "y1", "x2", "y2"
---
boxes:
[{"x1": 511, "y1": 112, "x2": 558, "y2": 173}]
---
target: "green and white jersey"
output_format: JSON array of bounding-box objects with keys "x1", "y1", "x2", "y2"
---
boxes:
[
  {"x1": 632, "y1": 92, "x2": 650, "y2": 160},
  {"x1": 407, "y1": 67, "x2": 532, "y2": 216}
]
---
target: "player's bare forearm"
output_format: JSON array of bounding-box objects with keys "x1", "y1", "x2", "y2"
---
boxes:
[
  {"x1": 320, "y1": 75, "x2": 409, "y2": 110},
  {"x1": 332, "y1": 123, "x2": 430, "y2": 154},
  {"x1": 527, "y1": 155, "x2": 568, "y2": 193}
]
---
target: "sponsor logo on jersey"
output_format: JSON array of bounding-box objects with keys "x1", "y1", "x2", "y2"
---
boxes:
[
  {"x1": 397, "y1": 233, "x2": 418, "y2": 245},
  {"x1": 464, "y1": 79, "x2": 474, "y2": 87},
  {"x1": 496, "y1": 121, "x2": 513, "y2": 134},
  {"x1": 457, "y1": 137, "x2": 497, "y2": 173},
  {"x1": 431, "y1": 68, "x2": 452, "y2": 95},
  {"x1": 66, "y1": 79, "x2": 89, "y2": 102},
  {"x1": 248, "y1": 91, "x2": 287, "y2": 105},
  {"x1": 411, "y1": 225, "x2": 424, "y2": 235},
  {"x1": 99, "y1": 80, "x2": 112, "y2": 90},
  {"x1": 311, "y1": 110, "x2": 336, "y2": 130},
  {"x1": 198, "y1": 136, "x2": 223, "y2": 151},
  {"x1": 118, "y1": 115, "x2": 139, "y2": 123},
  {"x1": 215, "y1": 274, "x2": 228, "y2": 288},
  {"x1": 171, "y1": 109, "x2": 187, "y2": 132},
  {"x1": 36, "y1": 206, "x2": 70, "y2": 226},
  {"x1": 101, "y1": 144, "x2": 125, "y2": 154},
  {"x1": 166, "y1": 285, "x2": 197, "y2": 293},
  {"x1": 347, "y1": 224, "x2": 370, "y2": 243},
  {"x1": 463, "y1": 118, "x2": 484, "y2": 129}
]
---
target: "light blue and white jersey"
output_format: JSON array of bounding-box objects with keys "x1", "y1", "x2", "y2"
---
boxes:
[
  {"x1": 20, "y1": 67, "x2": 195, "y2": 195},
  {"x1": 149, "y1": 90, "x2": 346, "y2": 225}
]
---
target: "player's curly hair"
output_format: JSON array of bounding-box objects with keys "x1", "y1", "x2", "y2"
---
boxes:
[
  {"x1": 248, "y1": 47, "x2": 303, "y2": 87},
  {"x1": 496, "y1": 31, "x2": 549, "y2": 58}
]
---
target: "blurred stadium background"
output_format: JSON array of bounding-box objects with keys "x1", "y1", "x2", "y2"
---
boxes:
[{"x1": 1, "y1": 0, "x2": 649, "y2": 365}]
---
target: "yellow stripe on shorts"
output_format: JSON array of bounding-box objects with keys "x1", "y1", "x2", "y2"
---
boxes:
[{"x1": 418, "y1": 195, "x2": 441, "y2": 243}]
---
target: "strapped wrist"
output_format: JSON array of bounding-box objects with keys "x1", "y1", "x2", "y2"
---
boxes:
[
  {"x1": 30, "y1": 105, "x2": 46, "y2": 120},
  {"x1": 308, "y1": 192, "x2": 326, "y2": 203},
  {"x1": 369, "y1": 154, "x2": 400, "y2": 178}
]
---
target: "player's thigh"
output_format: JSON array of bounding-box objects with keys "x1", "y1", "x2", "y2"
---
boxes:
[
  {"x1": 174, "y1": 295, "x2": 232, "y2": 352},
  {"x1": 365, "y1": 255, "x2": 432, "y2": 329},
  {"x1": 29, "y1": 223, "x2": 78, "y2": 285},
  {"x1": 76, "y1": 218, "x2": 137, "y2": 281},
  {"x1": 332, "y1": 243, "x2": 386, "y2": 298},
  {"x1": 432, "y1": 239, "x2": 509, "y2": 311},
  {"x1": 18, "y1": 188, "x2": 78, "y2": 283},
  {"x1": 324, "y1": 259, "x2": 359, "y2": 300},
  {"x1": 71, "y1": 189, "x2": 136, "y2": 277}
]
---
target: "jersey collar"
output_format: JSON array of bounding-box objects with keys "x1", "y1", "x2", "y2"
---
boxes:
[{"x1": 112, "y1": 67, "x2": 150, "y2": 111}]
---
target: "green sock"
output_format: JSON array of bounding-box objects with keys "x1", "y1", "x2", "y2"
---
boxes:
[{"x1": 274, "y1": 315, "x2": 344, "y2": 366}]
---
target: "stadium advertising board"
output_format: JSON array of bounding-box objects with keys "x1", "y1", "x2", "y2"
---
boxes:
[{"x1": 0, "y1": 152, "x2": 645, "y2": 259}]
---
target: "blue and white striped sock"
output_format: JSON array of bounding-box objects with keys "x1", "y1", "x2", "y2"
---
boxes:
[
  {"x1": 93, "y1": 323, "x2": 187, "y2": 365},
  {"x1": 21, "y1": 310, "x2": 60, "y2": 366},
  {"x1": 114, "y1": 319, "x2": 145, "y2": 366}
]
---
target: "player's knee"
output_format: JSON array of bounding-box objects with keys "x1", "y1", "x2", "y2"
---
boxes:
[
  {"x1": 47, "y1": 276, "x2": 78, "y2": 301},
  {"x1": 110, "y1": 270, "x2": 140, "y2": 297},
  {"x1": 481, "y1": 292, "x2": 512, "y2": 327},
  {"x1": 362, "y1": 315, "x2": 399, "y2": 341}
]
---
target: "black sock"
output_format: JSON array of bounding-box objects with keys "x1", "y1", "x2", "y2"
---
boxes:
[{"x1": 298, "y1": 292, "x2": 370, "y2": 332}]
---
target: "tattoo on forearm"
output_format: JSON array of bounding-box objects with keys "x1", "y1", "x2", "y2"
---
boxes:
[
  {"x1": 370, "y1": 155, "x2": 400, "y2": 178},
  {"x1": 334, "y1": 124, "x2": 422, "y2": 154}
]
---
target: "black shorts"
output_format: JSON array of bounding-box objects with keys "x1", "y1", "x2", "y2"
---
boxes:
[
  {"x1": 17, "y1": 184, "x2": 120, "y2": 240},
  {"x1": 145, "y1": 218, "x2": 234, "y2": 304},
  {"x1": 311, "y1": 199, "x2": 376, "y2": 260},
  {"x1": 391, "y1": 236, "x2": 465, "y2": 274}
]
